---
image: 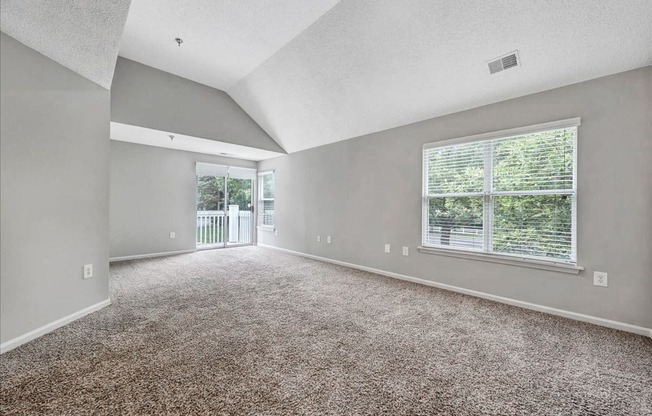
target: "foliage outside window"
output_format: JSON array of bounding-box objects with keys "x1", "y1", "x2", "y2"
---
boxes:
[
  {"x1": 197, "y1": 175, "x2": 252, "y2": 211},
  {"x1": 423, "y1": 120, "x2": 578, "y2": 264},
  {"x1": 258, "y1": 171, "x2": 275, "y2": 228}
]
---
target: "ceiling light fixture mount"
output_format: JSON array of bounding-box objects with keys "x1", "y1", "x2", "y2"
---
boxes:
[{"x1": 175, "y1": 37, "x2": 183, "y2": 47}]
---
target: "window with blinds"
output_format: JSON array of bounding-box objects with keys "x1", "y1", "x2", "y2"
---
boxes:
[
  {"x1": 258, "y1": 171, "x2": 275, "y2": 228},
  {"x1": 422, "y1": 119, "x2": 579, "y2": 263}
]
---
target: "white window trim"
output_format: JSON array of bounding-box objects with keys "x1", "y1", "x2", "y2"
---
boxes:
[
  {"x1": 417, "y1": 246, "x2": 583, "y2": 274},
  {"x1": 257, "y1": 170, "x2": 275, "y2": 230},
  {"x1": 421, "y1": 118, "x2": 583, "y2": 272}
]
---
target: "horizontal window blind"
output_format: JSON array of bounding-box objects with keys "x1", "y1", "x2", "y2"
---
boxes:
[
  {"x1": 258, "y1": 172, "x2": 275, "y2": 227},
  {"x1": 493, "y1": 195, "x2": 572, "y2": 261},
  {"x1": 260, "y1": 173, "x2": 274, "y2": 199},
  {"x1": 260, "y1": 200, "x2": 274, "y2": 226},
  {"x1": 426, "y1": 141, "x2": 484, "y2": 195},
  {"x1": 492, "y1": 129, "x2": 574, "y2": 192},
  {"x1": 423, "y1": 122, "x2": 578, "y2": 263}
]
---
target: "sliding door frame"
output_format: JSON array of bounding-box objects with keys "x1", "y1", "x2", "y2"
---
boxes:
[{"x1": 195, "y1": 163, "x2": 256, "y2": 250}]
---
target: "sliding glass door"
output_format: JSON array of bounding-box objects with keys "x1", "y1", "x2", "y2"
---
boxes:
[
  {"x1": 225, "y1": 178, "x2": 253, "y2": 246},
  {"x1": 197, "y1": 175, "x2": 226, "y2": 247},
  {"x1": 196, "y1": 163, "x2": 255, "y2": 249}
]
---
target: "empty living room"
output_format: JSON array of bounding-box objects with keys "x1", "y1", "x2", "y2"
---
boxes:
[{"x1": 1, "y1": 1, "x2": 651, "y2": 414}]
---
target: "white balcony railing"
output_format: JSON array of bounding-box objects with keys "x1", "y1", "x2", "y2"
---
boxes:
[{"x1": 197, "y1": 210, "x2": 252, "y2": 246}]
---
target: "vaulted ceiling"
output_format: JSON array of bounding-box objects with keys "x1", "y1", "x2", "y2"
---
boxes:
[
  {"x1": 228, "y1": 0, "x2": 652, "y2": 152},
  {"x1": 2, "y1": 0, "x2": 651, "y2": 155},
  {"x1": 119, "y1": 0, "x2": 342, "y2": 91}
]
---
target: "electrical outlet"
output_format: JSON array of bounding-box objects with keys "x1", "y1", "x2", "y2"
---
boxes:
[
  {"x1": 327, "y1": 236, "x2": 332, "y2": 244},
  {"x1": 384, "y1": 244, "x2": 391, "y2": 253},
  {"x1": 317, "y1": 235, "x2": 321, "y2": 242},
  {"x1": 83, "y1": 264, "x2": 93, "y2": 279},
  {"x1": 593, "y1": 271, "x2": 608, "y2": 287},
  {"x1": 169, "y1": 231, "x2": 176, "y2": 239},
  {"x1": 274, "y1": 229, "x2": 278, "y2": 236},
  {"x1": 402, "y1": 246, "x2": 409, "y2": 256}
]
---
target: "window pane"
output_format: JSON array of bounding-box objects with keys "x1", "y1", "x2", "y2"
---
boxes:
[
  {"x1": 196, "y1": 175, "x2": 225, "y2": 211},
  {"x1": 261, "y1": 200, "x2": 274, "y2": 226},
  {"x1": 426, "y1": 197, "x2": 483, "y2": 250},
  {"x1": 493, "y1": 128, "x2": 575, "y2": 192},
  {"x1": 227, "y1": 178, "x2": 252, "y2": 211},
  {"x1": 425, "y1": 142, "x2": 484, "y2": 194},
  {"x1": 493, "y1": 195, "x2": 572, "y2": 260},
  {"x1": 262, "y1": 174, "x2": 274, "y2": 199}
]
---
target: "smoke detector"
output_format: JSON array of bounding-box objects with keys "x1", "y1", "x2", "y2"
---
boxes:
[{"x1": 487, "y1": 51, "x2": 520, "y2": 74}]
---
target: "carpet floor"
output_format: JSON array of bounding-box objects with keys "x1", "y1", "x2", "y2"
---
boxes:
[{"x1": 1, "y1": 246, "x2": 651, "y2": 415}]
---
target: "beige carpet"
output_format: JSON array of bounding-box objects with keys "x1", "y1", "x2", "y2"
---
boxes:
[{"x1": 1, "y1": 246, "x2": 651, "y2": 415}]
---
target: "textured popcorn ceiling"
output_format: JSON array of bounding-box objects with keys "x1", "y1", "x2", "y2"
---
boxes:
[
  {"x1": 3, "y1": 1, "x2": 650, "y2": 153},
  {"x1": 0, "y1": 0, "x2": 132, "y2": 89},
  {"x1": 119, "y1": 0, "x2": 342, "y2": 90},
  {"x1": 229, "y1": 0, "x2": 652, "y2": 153}
]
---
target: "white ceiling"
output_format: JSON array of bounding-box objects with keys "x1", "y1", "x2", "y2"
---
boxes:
[
  {"x1": 3, "y1": 1, "x2": 651, "y2": 155},
  {"x1": 111, "y1": 122, "x2": 285, "y2": 161},
  {"x1": 119, "y1": 0, "x2": 342, "y2": 90},
  {"x1": 229, "y1": 0, "x2": 652, "y2": 153},
  {"x1": 0, "y1": 0, "x2": 131, "y2": 89}
]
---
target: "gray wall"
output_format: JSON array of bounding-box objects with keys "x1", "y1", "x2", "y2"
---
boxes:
[
  {"x1": 110, "y1": 141, "x2": 257, "y2": 259},
  {"x1": 258, "y1": 67, "x2": 652, "y2": 329},
  {"x1": 111, "y1": 57, "x2": 285, "y2": 154},
  {"x1": 1, "y1": 33, "x2": 110, "y2": 343}
]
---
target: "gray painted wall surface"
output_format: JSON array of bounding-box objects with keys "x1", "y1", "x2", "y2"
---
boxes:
[
  {"x1": 111, "y1": 57, "x2": 285, "y2": 154},
  {"x1": 1, "y1": 33, "x2": 110, "y2": 343},
  {"x1": 110, "y1": 141, "x2": 257, "y2": 258},
  {"x1": 258, "y1": 67, "x2": 652, "y2": 329}
]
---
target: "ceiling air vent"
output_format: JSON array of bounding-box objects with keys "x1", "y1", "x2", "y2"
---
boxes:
[{"x1": 488, "y1": 51, "x2": 519, "y2": 74}]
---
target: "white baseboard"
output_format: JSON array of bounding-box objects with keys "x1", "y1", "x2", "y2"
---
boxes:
[
  {"x1": 258, "y1": 244, "x2": 652, "y2": 338},
  {"x1": 109, "y1": 249, "x2": 196, "y2": 263},
  {"x1": 0, "y1": 298, "x2": 112, "y2": 354}
]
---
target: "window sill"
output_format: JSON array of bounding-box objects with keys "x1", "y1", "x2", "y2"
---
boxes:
[
  {"x1": 257, "y1": 225, "x2": 275, "y2": 232},
  {"x1": 416, "y1": 246, "x2": 583, "y2": 275}
]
